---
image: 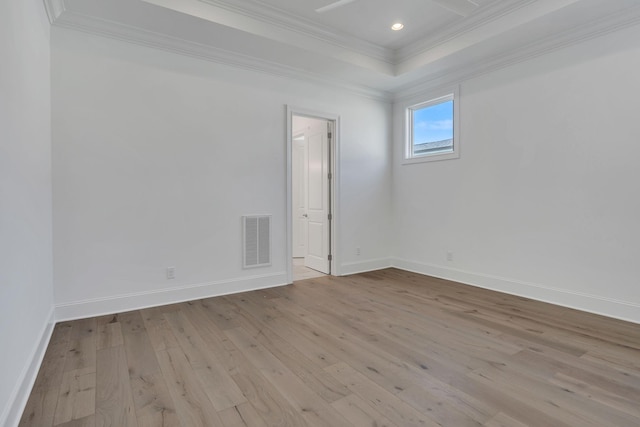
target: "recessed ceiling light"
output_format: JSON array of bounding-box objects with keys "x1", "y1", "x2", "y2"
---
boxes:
[{"x1": 391, "y1": 23, "x2": 404, "y2": 31}]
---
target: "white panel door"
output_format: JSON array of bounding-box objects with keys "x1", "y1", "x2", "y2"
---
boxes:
[
  {"x1": 292, "y1": 137, "x2": 307, "y2": 258},
  {"x1": 304, "y1": 120, "x2": 330, "y2": 274}
]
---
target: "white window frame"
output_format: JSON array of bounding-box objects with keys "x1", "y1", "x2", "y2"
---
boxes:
[{"x1": 403, "y1": 86, "x2": 460, "y2": 165}]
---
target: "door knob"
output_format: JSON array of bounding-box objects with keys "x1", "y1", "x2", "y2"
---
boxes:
[{"x1": 303, "y1": 214, "x2": 308, "y2": 218}]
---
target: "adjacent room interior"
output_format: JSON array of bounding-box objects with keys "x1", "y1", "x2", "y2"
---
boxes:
[
  {"x1": 291, "y1": 114, "x2": 333, "y2": 281},
  {"x1": 2, "y1": 0, "x2": 640, "y2": 426}
]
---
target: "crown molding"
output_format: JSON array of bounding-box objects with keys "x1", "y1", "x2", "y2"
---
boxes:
[
  {"x1": 44, "y1": 0, "x2": 640, "y2": 103},
  {"x1": 142, "y1": 0, "x2": 394, "y2": 75},
  {"x1": 43, "y1": 0, "x2": 66, "y2": 24},
  {"x1": 395, "y1": 0, "x2": 535, "y2": 63},
  {"x1": 393, "y1": 3, "x2": 640, "y2": 102},
  {"x1": 52, "y1": 10, "x2": 393, "y2": 102},
  {"x1": 197, "y1": 0, "x2": 393, "y2": 64}
]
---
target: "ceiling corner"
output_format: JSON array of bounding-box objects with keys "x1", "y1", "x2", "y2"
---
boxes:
[{"x1": 43, "y1": 0, "x2": 66, "y2": 24}]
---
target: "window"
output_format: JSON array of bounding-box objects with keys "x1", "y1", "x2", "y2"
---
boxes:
[{"x1": 405, "y1": 87, "x2": 459, "y2": 164}]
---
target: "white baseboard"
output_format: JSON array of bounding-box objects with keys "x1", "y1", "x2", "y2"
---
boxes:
[
  {"x1": 391, "y1": 258, "x2": 640, "y2": 325},
  {"x1": 1, "y1": 308, "x2": 55, "y2": 427},
  {"x1": 55, "y1": 272, "x2": 289, "y2": 321},
  {"x1": 338, "y1": 258, "x2": 392, "y2": 276}
]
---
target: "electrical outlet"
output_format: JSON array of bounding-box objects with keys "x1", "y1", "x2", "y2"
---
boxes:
[
  {"x1": 446, "y1": 251, "x2": 453, "y2": 262},
  {"x1": 166, "y1": 266, "x2": 176, "y2": 279},
  {"x1": 356, "y1": 247, "x2": 361, "y2": 256}
]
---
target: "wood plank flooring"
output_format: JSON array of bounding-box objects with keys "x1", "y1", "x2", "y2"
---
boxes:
[{"x1": 19, "y1": 268, "x2": 640, "y2": 426}]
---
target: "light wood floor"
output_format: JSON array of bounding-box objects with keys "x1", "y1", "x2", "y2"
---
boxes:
[
  {"x1": 293, "y1": 258, "x2": 326, "y2": 281},
  {"x1": 20, "y1": 269, "x2": 640, "y2": 426}
]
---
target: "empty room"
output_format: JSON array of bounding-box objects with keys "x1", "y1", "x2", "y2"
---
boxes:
[{"x1": 2, "y1": 0, "x2": 640, "y2": 426}]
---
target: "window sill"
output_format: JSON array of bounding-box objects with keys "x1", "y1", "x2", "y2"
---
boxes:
[{"x1": 402, "y1": 150, "x2": 460, "y2": 165}]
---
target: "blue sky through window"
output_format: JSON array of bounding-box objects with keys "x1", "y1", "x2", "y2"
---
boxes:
[{"x1": 413, "y1": 100, "x2": 453, "y2": 144}]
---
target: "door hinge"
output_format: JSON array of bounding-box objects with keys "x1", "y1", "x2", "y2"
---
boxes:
[
  {"x1": 328, "y1": 254, "x2": 333, "y2": 261},
  {"x1": 328, "y1": 173, "x2": 332, "y2": 180},
  {"x1": 328, "y1": 214, "x2": 332, "y2": 220},
  {"x1": 328, "y1": 132, "x2": 332, "y2": 139}
]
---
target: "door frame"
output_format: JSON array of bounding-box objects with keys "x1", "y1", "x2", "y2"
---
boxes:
[{"x1": 286, "y1": 106, "x2": 339, "y2": 283}]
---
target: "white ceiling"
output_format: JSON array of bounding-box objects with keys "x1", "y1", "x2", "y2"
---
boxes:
[
  {"x1": 237, "y1": 0, "x2": 495, "y2": 49},
  {"x1": 45, "y1": 0, "x2": 640, "y2": 99}
]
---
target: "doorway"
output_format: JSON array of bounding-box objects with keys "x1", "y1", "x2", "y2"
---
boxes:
[{"x1": 287, "y1": 108, "x2": 337, "y2": 282}]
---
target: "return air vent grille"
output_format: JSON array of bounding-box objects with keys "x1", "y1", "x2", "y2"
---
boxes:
[{"x1": 242, "y1": 215, "x2": 271, "y2": 268}]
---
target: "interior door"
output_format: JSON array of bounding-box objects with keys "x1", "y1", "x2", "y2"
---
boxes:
[
  {"x1": 304, "y1": 119, "x2": 330, "y2": 274},
  {"x1": 292, "y1": 136, "x2": 307, "y2": 258}
]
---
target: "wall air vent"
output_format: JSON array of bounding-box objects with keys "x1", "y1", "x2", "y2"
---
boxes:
[{"x1": 242, "y1": 215, "x2": 271, "y2": 269}]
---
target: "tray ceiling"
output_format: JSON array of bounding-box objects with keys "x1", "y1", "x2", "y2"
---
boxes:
[{"x1": 45, "y1": 0, "x2": 640, "y2": 99}]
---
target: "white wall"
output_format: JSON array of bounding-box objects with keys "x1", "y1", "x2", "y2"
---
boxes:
[
  {"x1": 392, "y1": 24, "x2": 640, "y2": 323},
  {"x1": 0, "y1": 0, "x2": 54, "y2": 425},
  {"x1": 51, "y1": 28, "x2": 392, "y2": 319}
]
